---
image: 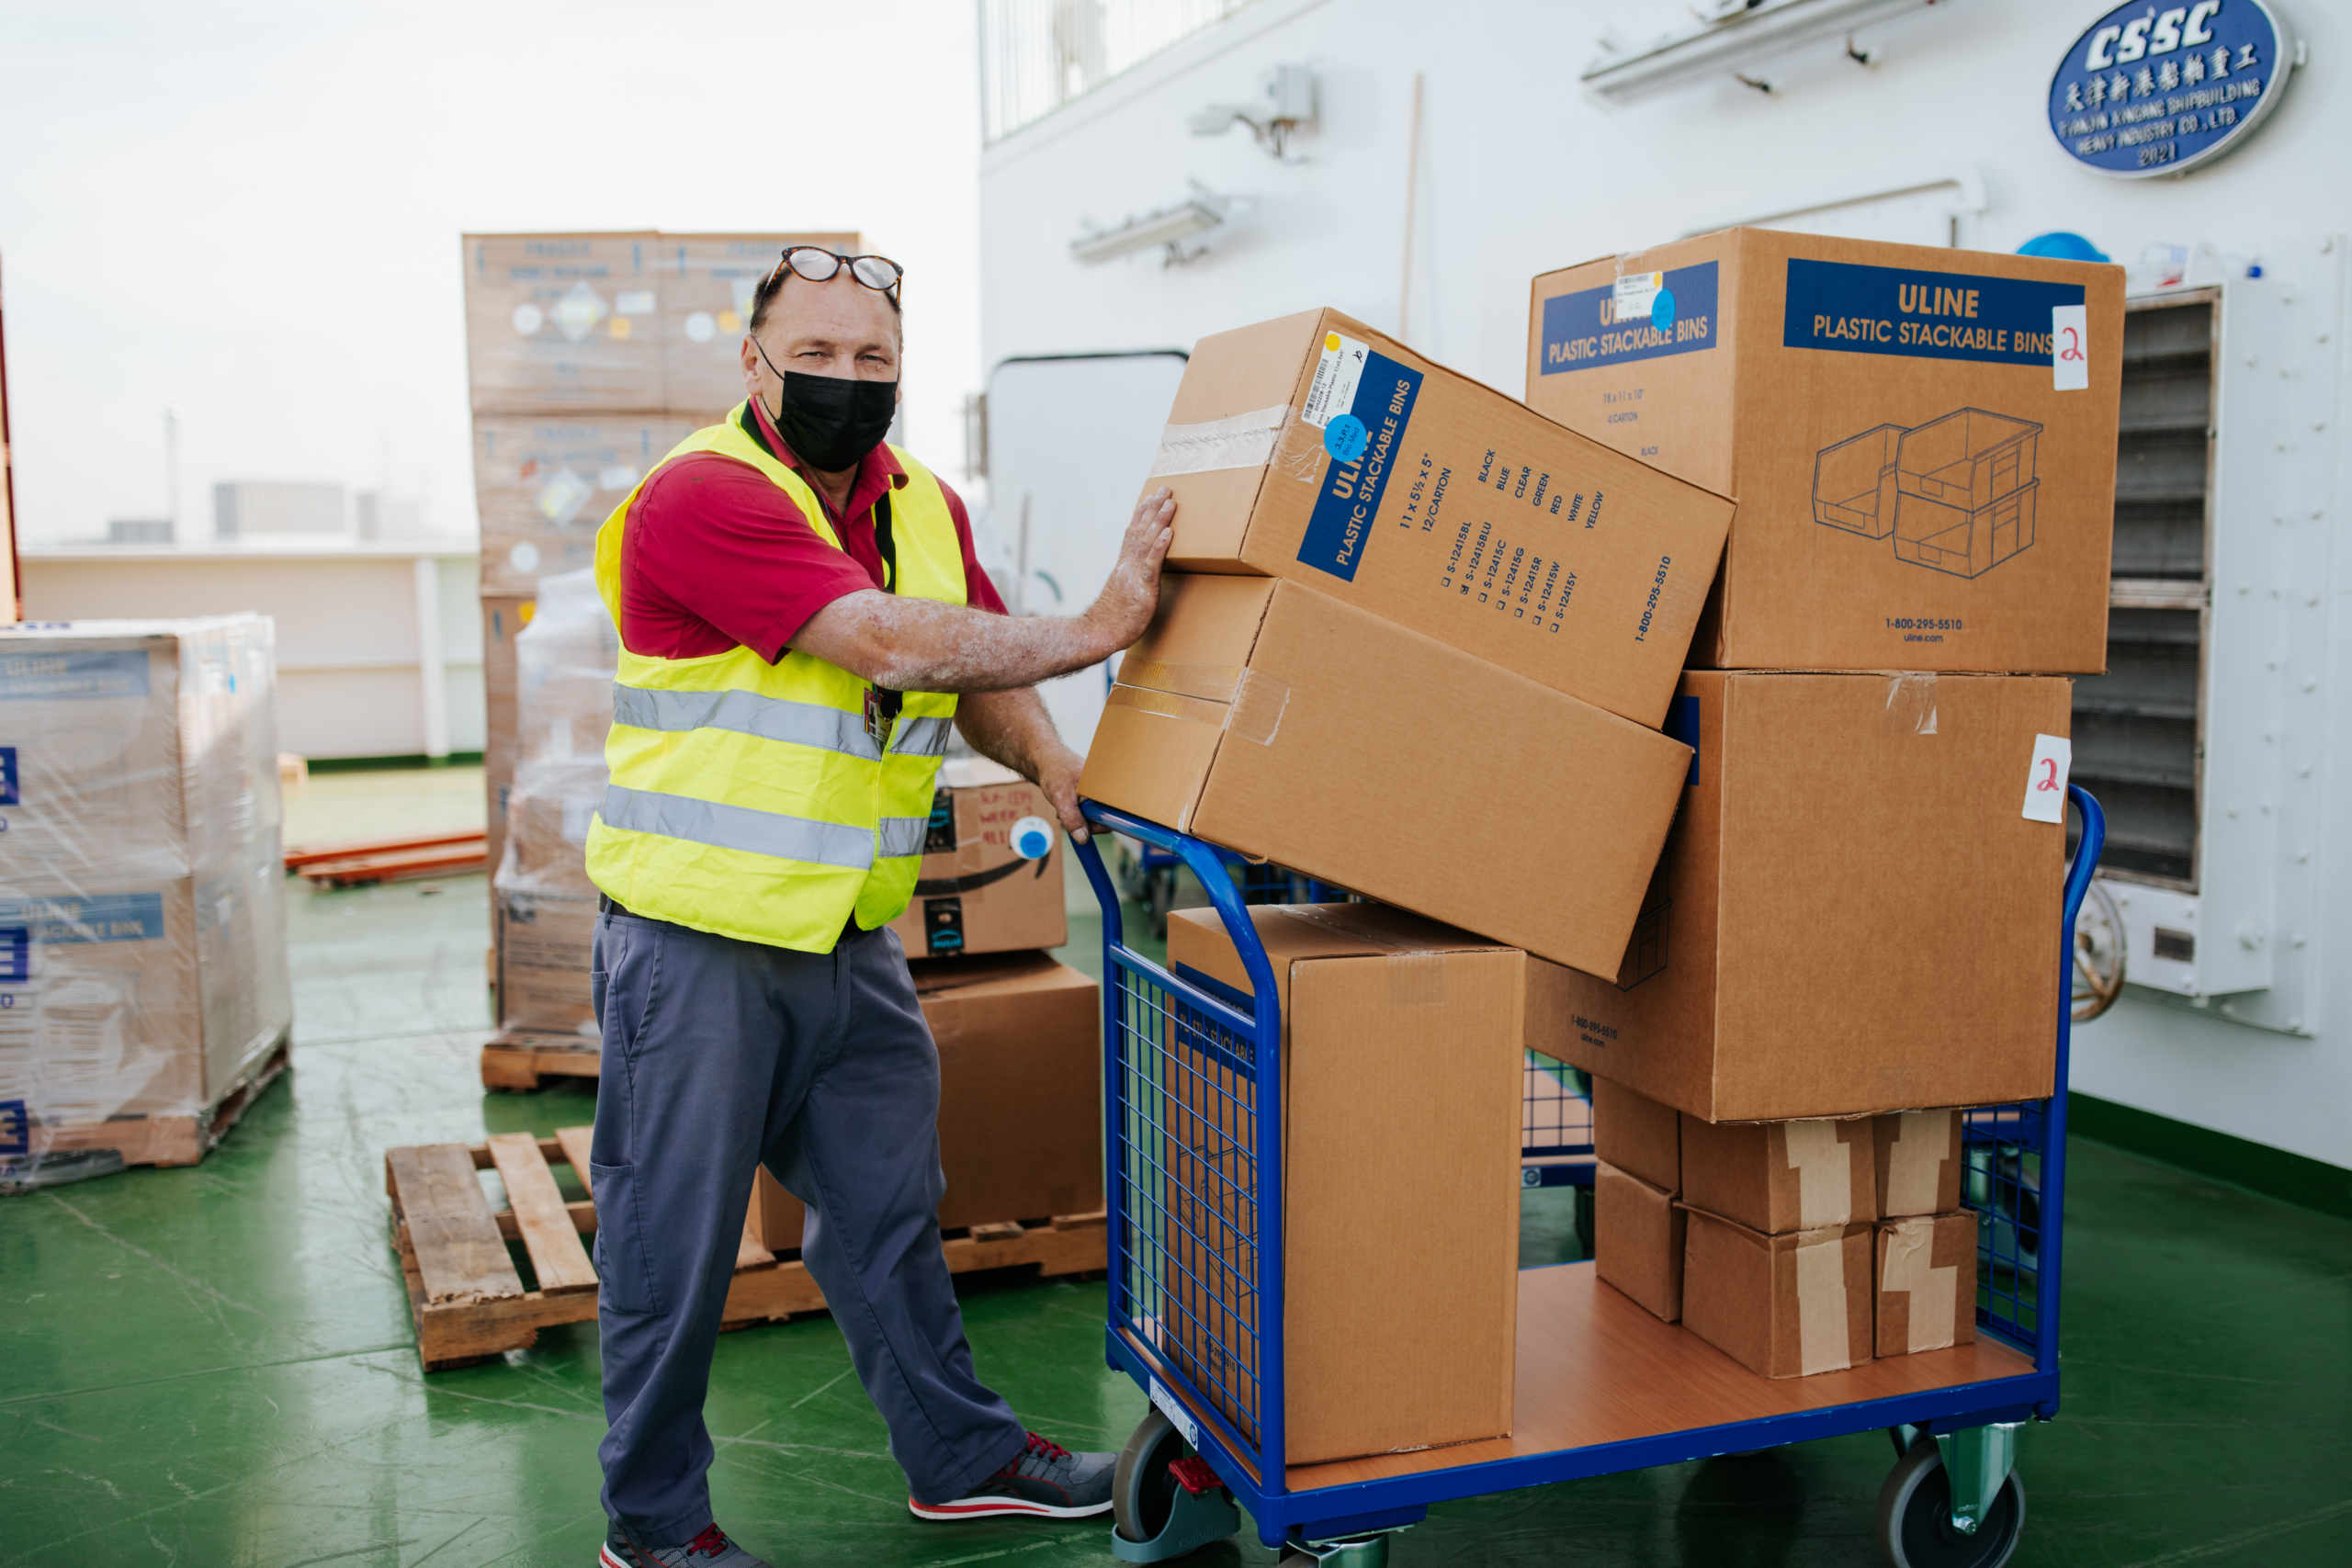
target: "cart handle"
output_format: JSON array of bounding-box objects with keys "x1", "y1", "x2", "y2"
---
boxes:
[
  {"x1": 2034, "y1": 783, "x2": 2104, "y2": 1384},
  {"x1": 1071, "y1": 798, "x2": 1286, "y2": 1032}
]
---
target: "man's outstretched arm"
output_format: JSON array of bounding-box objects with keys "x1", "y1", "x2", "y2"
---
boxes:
[
  {"x1": 956, "y1": 686, "x2": 1091, "y2": 840},
  {"x1": 790, "y1": 488, "x2": 1175, "y2": 694}
]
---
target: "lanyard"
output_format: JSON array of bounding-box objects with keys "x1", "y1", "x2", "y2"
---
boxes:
[{"x1": 863, "y1": 491, "x2": 904, "y2": 749}]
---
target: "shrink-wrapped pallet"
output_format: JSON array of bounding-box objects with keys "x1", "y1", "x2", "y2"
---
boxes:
[
  {"x1": 0, "y1": 617, "x2": 292, "y2": 1190},
  {"x1": 491, "y1": 572, "x2": 616, "y2": 1041}
]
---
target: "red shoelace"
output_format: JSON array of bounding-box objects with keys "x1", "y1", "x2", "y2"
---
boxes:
[
  {"x1": 1009, "y1": 1431, "x2": 1071, "y2": 1468},
  {"x1": 686, "y1": 1525, "x2": 732, "y2": 1558}
]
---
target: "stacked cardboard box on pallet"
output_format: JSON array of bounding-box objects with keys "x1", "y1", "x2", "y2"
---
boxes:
[
  {"x1": 0, "y1": 618, "x2": 293, "y2": 1186},
  {"x1": 463, "y1": 230, "x2": 856, "y2": 1034}
]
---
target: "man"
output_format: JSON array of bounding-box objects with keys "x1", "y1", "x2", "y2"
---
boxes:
[{"x1": 582, "y1": 244, "x2": 1175, "y2": 1568}]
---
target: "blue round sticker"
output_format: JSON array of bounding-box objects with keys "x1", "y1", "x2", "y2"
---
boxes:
[
  {"x1": 1324, "y1": 413, "x2": 1369, "y2": 464},
  {"x1": 1010, "y1": 814, "x2": 1055, "y2": 861},
  {"x1": 1650, "y1": 288, "x2": 1677, "y2": 333},
  {"x1": 2048, "y1": 0, "x2": 2296, "y2": 178}
]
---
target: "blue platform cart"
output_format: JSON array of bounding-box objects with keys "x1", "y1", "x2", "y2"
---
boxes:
[{"x1": 1072, "y1": 787, "x2": 2105, "y2": 1568}]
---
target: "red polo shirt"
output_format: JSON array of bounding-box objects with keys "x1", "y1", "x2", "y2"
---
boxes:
[{"x1": 616, "y1": 398, "x2": 1006, "y2": 662}]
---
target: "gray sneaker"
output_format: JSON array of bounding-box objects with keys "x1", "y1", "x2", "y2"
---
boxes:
[
  {"x1": 909, "y1": 1431, "x2": 1116, "y2": 1520},
  {"x1": 599, "y1": 1520, "x2": 770, "y2": 1567}
]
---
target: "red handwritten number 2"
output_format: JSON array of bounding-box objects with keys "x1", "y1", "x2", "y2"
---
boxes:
[
  {"x1": 2036, "y1": 758, "x2": 2062, "y2": 792},
  {"x1": 2058, "y1": 327, "x2": 2084, "y2": 364}
]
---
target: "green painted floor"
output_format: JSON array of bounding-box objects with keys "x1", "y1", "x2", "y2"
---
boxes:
[{"x1": 4, "y1": 814, "x2": 2349, "y2": 1564}]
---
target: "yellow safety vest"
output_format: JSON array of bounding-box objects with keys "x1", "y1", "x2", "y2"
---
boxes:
[{"x1": 583, "y1": 404, "x2": 966, "y2": 953}]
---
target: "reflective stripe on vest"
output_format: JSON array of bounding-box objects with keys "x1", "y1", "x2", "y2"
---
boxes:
[{"x1": 582, "y1": 404, "x2": 966, "y2": 953}]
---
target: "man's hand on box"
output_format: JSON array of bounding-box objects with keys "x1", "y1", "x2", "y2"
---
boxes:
[
  {"x1": 1081, "y1": 488, "x2": 1176, "y2": 654},
  {"x1": 1035, "y1": 739, "x2": 1089, "y2": 842}
]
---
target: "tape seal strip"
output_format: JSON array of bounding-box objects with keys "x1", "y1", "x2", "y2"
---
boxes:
[{"x1": 1148, "y1": 405, "x2": 1292, "y2": 478}]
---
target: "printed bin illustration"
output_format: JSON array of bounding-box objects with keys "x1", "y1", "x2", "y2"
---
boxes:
[
  {"x1": 1811, "y1": 423, "x2": 1905, "y2": 538},
  {"x1": 1894, "y1": 408, "x2": 2041, "y2": 512},
  {"x1": 1894, "y1": 480, "x2": 2040, "y2": 580}
]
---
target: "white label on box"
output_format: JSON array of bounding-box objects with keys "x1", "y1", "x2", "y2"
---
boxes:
[
  {"x1": 1611, "y1": 269, "x2": 1663, "y2": 323},
  {"x1": 616, "y1": 289, "x2": 655, "y2": 316},
  {"x1": 2022, "y1": 733, "x2": 2072, "y2": 822},
  {"x1": 2052, "y1": 304, "x2": 2088, "y2": 391},
  {"x1": 1300, "y1": 331, "x2": 1368, "y2": 428},
  {"x1": 597, "y1": 464, "x2": 639, "y2": 493},
  {"x1": 1149, "y1": 1379, "x2": 1199, "y2": 1447}
]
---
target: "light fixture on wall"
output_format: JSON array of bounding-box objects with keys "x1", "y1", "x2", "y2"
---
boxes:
[
  {"x1": 1582, "y1": 0, "x2": 1939, "y2": 104},
  {"x1": 1188, "y1": 64, "x2": 1317, "y2": 160},
  {"x1": 1070, "y1": 183, "x2": 1234, "y2": 267}
]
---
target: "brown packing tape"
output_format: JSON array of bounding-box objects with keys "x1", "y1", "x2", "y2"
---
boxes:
[
  {"x1": 1881, "y1": 1109, "x2": 1956, "y2": 1216},
  {"x1": 1781, "y1": 1119, "x2": 1869, "y2": 1229},
  {"x1": 1793, "y1": 1225, "x2": 1858, "y2": 1376}
]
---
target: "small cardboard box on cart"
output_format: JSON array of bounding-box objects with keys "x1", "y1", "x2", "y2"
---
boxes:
[
  {"x1": 1141, "y1": 307, "x2": 1736, "y2": 728},
  {"x1": 1165, "y1": 902, "x2": 1523, "y2": 1465},
  {"x1": 883, "y1": 759, "x2": 1066, "y2": 960},
  {"x1": 1525, "y1": 228, "x2": 2123, "y2": 674},
  {"x1": 1680, "y1": 1208, "x2": 1877, "y2": 1379},
  {"x1": 1589, "y1": 1076, "x2": 1685, "y2": 1321},
  {"x1": 748, "y1": 953, "x2": 1101, "y2": 1249},
  {"x1": 1080, "y1": 572, "x2": 1691, "y2": 980},
  {"x1": 1525, "y1": 670, "x2": 2071, "y2": 1122}
]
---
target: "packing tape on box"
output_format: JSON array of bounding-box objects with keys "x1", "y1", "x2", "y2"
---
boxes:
[
  {"x1": 1384, "y1": 950, "x2": 1447, "y2": 1008},
  {"x1": 1883, "y1": 671, "x2": 1938, "y2": 736},
  {"x1": 1148, "y1": 404, "x2": 1293, "y2": 478},
  {"x1": 1106, "y1": 669, "x2": 1290, "y2": 747},
  {"x1": 1795, "y1": 1229, "x2": 1858, "y2": 1375},
  {"x1": 1782, "y1": 1120, "x2": 1863, "y2": 1229},
  {"x1": 1880, "y1": 1217, "x2": 1960, "y2": 1352},
  {"x1": 1116, "y1": 659, "x2": 1244, "y2": 703},
  {"x1": 1883, "y1": 1110, "x2": 1952, "y2": 1216}
]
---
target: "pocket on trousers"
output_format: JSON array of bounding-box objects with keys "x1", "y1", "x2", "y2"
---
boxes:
[
  {"x1": 590, "y1": 967, "x2": 610, "y2": 1029},
  {"x1": 589, "y1": 1161, "x2": 662, "y2": 1315}
]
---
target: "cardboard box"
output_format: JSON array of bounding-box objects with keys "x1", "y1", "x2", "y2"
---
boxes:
[
  {"x1": 1595, "y1": 1159, "x2": 1684, "y2": 1322},
  {"x1": 1680, "y1": 1115, "x2": 1877, "y2": 1235},
  {"x1": 1874, "y1": 1212, "x2": 1978, "y2": 1357},
  {"x1": 1526, "y1": 230, "x2": 2123, "y2": 673},
  {"x1": 1524, "y1": 670, "x2": 2069, "y2": 1121},
  {"x1": 1081, "y1": 574, "x2": 1691, "y2": 978},
  {"x1": 473, "y1": 415, "x2": 708, "y2": 596},
  {"x1": 1877, "y1": 1108, "x2": 1966, "y2": 1219},
  {"x1": 464, "y1": 232, "x2": 667, "y2": 414},
  {"x1": 1590, "y1": 1074, "x2": 1679, "y2": 1193},
  {"x1": 1144, "y1": 308, "x2": 1735, "y2": 727},
  {"x1": 746, "y1": 953, "x2": 1101, "y2": 1251},
  {"x1": 492, "y1": 885, "x2": 599, "y2": 1040},
  {"x1": 653, "y1": 232, "x2": 860, "y2": 414},
  {"x1": 884, "y1": 759, "x2": 1067, "y2": 959},
  {"x1": 463, "y1": 231, "x2": 859, "y2": 418},
  {"x1": 1167, "y1": 901, "x2": 1521, "y2": 1464},
  {"x1": 1681, "y1": 1209, "x2": 1874, "y2": 1379}
]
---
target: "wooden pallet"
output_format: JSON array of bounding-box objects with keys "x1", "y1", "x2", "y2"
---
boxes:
[
  {"x1": 24, "y1": 1034, "x2": 291, "y2": 1170},
  {"x1": 479, "y1": 1034, "x2": 602, "y2": 1090},
  {"x1": 387, "y1": 1125, "x2": 1107, "y2": 1371},
  {"x1": 288, "y1": 829, "x2": 489, "y2": 887}
]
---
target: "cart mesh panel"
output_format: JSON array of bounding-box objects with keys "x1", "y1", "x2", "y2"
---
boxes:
[
  {"x1": 1110, "y1": 957, "x2": 1263, "y2": 1450},
  {"x1": 1521, "y1": 1052, "x2": 1593, "y2": 1182},
  {"x1": 1962, "y1": 1103, "x2": 2045, "y2": 1348}
]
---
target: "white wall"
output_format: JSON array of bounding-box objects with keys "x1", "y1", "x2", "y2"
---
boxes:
[
  {"x1": 978, "y1": 0, "x2": 2352, "y2": 1168},
  {"x1": 18, "y1": 546, "x2": 485, "y2": 761}
]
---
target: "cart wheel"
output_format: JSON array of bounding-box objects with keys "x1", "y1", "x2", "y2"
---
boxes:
[
  {"x1": 1113, "y1": 1410, "x2": 1190, "y2": 1545},
  {"x1": 1874, "y1": 1438, "x2": 2026, "y2": 1568}
]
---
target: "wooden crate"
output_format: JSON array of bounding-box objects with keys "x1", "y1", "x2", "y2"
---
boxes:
[
  {"x1": 23, "y1": 1033, "x2": 291, "y2": 1172},
  {"x1": 386, "y1": 1125, "x2": 1106, "y2": 1371}
]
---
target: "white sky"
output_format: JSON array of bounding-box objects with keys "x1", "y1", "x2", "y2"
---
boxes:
[{"x1": 0, "y1": 0, "x2": 983, "y2": 545}]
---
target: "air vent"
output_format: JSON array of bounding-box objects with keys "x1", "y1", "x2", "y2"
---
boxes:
[{"x1": 2153, "y1": 927, "x2": 2196, "y2": 964}]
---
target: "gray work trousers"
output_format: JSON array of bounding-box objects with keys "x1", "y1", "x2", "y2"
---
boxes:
[{"x1": 589, "y1": 906, "x2": 1028, "y2": 1541}]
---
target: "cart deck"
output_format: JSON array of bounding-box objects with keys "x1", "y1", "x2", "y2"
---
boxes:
[{"x1": 1077, "y1": 789, "x2": 2101, "y2": 1563}]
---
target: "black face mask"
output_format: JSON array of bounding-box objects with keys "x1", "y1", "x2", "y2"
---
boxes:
[{"x1": 756, "y1": 355, "x2": 899, "y2": 473}]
